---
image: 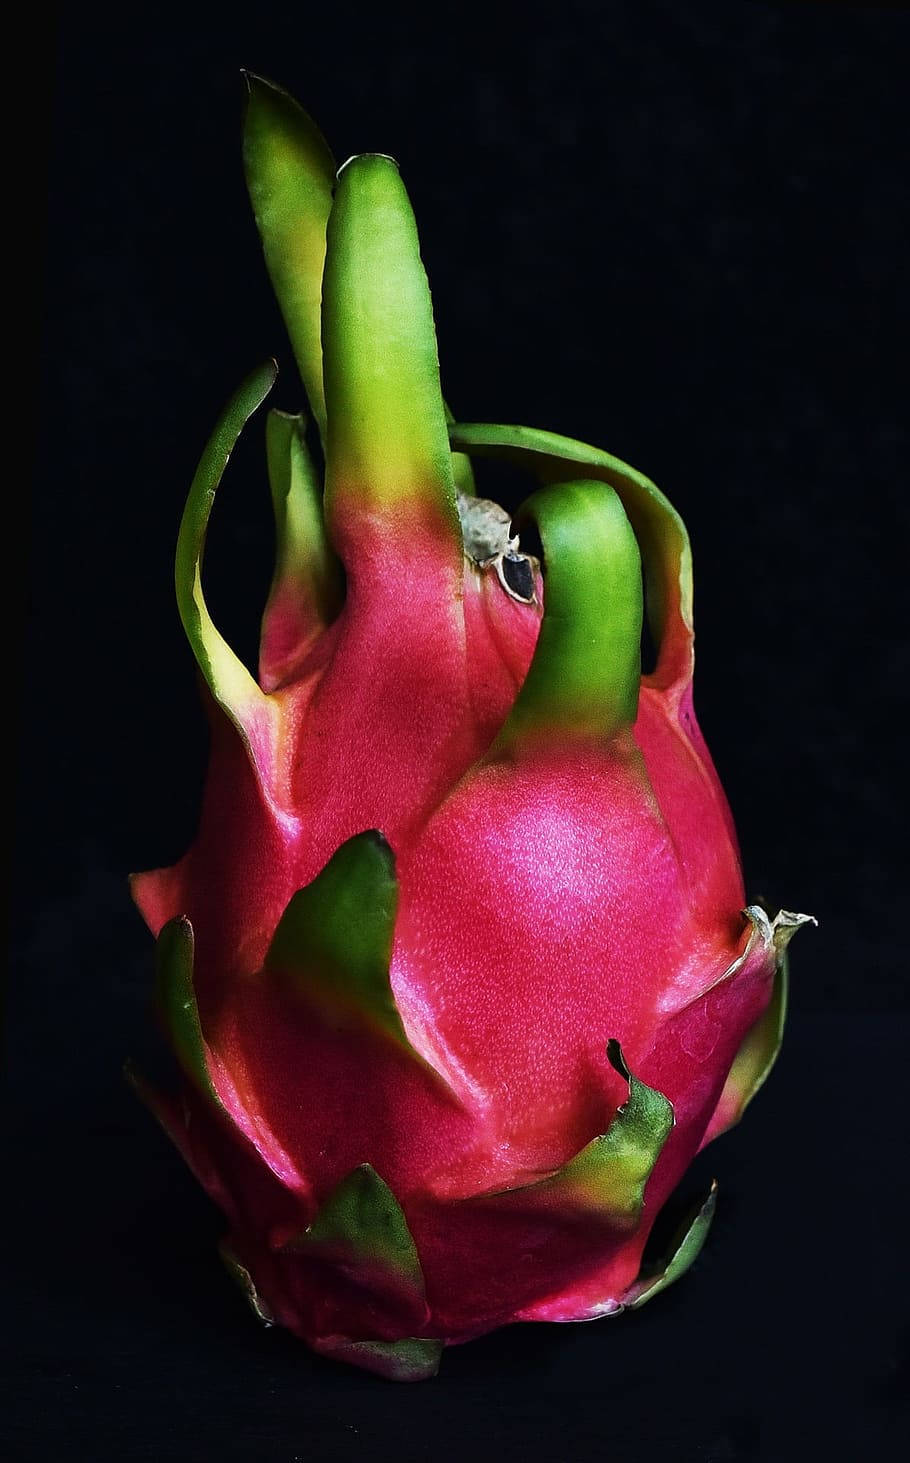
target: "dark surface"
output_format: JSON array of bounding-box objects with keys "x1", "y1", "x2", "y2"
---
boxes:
[{"x1": 11, "y1": 2, "x2": 909, "y2": 1459}]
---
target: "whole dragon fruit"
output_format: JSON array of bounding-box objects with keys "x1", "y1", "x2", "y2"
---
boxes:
[{"x1": 130, "y1": 74, "x2": 812, "y2": 1381}]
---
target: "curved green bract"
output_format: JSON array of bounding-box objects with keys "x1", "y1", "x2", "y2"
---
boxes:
[
  {"x1": 242, "y1": 73, "x2": 334, "y2": 441},
  {"x1": 477, "y1": 1042, "x2": 673, "y2": 1229},
  {"x1": 175, "y1": 361, "x2": 276, "y2": 746},
  {"x1": 322, "y1": 155, "x2": 460, "y2": 545},
  {"x1": 265, "y1": 831, "x2": 413, "y2": 1052},
  {"x1": 715, "y1": 953, "x2": 789, "y2": 1133},
  {"x1": 312, "y1": 1334, "x2": 443, "y2": 1382},
  {"x1": 449, "y1": 421, "x2": 693, "y2": 690},
  {"x1": 154, "y1": 916, "x2": 220, "y2": 1106},
  {"x1": 260, "y1": 408, "x2": 343, "y2": 683},
  {"x1": 496, "y1": 480, "x2": 642, "y2": 751},
  {"x1": 290, "y1": 1164, "x2": 427, "y2": 1306},
  {"x1": 626, "y1": 1181, "x2": 717, "y2": 1309}
]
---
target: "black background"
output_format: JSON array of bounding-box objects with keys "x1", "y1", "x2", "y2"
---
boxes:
[{"x1": 11, "y1": 1, "x2": 909, "y2": 1458}]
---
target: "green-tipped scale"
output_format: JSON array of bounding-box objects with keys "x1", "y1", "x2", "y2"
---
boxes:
[
  {"x1": 262, "y1": 408, "x2": 343, "y2": 657},
  {"x1": 312, "y1": 1336, "x2": 444, "y2": 1383},
  {"x1": 700, "y1": 909, "x2": 814, "y2": 1145},
  {"x1": 258, "y1": 404, "x2": 343, "y2": 689},
  {"x1": 473, "y1": 1041, "x2": 674, "y2": 1229},
  {"x1": 281, "y1": 1163, "x2": 429, "y2": 1326},
  {"x1": 154, "y1": 916, "x2": 221, "y2": 1107},
  {"x1": 624, "y1": 1181, "x2": 718, "y2": 1309},
  {"x1": 264, "y1": 831, "x2": 413, "y2": 1050}
]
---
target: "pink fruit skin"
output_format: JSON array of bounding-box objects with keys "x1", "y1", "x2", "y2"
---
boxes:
[{"x1": 133, "y1": 503, "x2": 775, "y2": 1366}]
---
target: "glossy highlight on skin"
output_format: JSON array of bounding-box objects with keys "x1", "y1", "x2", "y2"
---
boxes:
[{"x1": 130, "y1": 73, "x2": 812, "y2": 1382}]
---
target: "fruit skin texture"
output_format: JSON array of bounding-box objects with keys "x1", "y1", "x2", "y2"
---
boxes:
[{"x1": 130, "y1": 75, "x2": 812, "y2": 1381}]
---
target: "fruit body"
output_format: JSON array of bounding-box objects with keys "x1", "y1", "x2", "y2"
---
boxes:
[{"x1": 130, "y1": 76, "x2": 811, "y2": 1380}]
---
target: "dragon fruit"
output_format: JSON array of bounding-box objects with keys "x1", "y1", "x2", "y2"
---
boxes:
[{"x1": 129, "y1": 73, "x2": 812, "y2": 1381}]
